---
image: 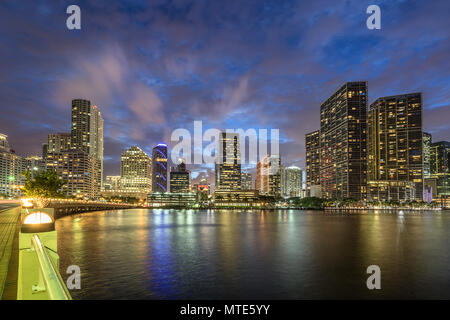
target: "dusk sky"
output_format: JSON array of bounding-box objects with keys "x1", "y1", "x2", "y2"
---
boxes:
[{"x1": 1, "y1": 0, "x2": 449, "y2": 184}]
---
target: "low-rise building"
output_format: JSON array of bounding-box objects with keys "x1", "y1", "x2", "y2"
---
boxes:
[
  {"x1": 213, "y1": 189, "x2": 261, "y2": 207},
  {"x1": 147, "y1": 192, "x2": 197, "y2": 207},
  {"x1": 367, "y1": 180, "x2": 415, "y2": 202}
]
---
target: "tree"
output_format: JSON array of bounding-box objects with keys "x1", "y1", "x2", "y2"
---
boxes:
[
  {"x1": 200, "y1": 192, "x2": 209, "y2": 202},
  {"x1": 22, "y1": 169, "x2": 66, "y2": 207},
  {"x1": 298, "y1": 197, "x2": 325, "y2": 209}
]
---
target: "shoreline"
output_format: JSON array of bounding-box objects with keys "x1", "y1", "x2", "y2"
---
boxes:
[{"x1": 142, "y1": 206, "x2": 447, "y2": 211}]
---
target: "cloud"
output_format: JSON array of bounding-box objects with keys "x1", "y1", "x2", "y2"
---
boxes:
[{"x1": 0, "y1": 0, "x2": 449, "y2": 177}]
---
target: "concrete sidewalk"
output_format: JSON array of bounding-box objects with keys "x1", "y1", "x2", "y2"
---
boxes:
[{"x1": 0, "y1": 205, "x2": 21, "y2": 299}]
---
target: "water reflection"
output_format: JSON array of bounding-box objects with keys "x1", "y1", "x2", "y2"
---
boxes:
[{"x1": 56, "y1": 209, "x2": 450, "y2": 299}]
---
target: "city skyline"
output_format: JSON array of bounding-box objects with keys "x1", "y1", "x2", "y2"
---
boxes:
[
  {"x1": 1, "y1": 83, "x2": 447, "y2": 195},
  {"x1": 0, "y1": 0, "x2": 449, "y2": 187}
]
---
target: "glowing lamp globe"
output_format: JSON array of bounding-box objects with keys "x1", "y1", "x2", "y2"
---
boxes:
[{"x1": 21, "y1": 211, "x2": 55, "y2": 233}]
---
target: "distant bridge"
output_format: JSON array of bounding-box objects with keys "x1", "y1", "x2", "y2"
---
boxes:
[{"x1": 45, "y1": 199, "x2": 138, "y2": 218}]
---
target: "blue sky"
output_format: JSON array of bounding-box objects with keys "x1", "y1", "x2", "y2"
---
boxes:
[{"x1": 0, "y1": 0, "x2": 449, "y2": 184}]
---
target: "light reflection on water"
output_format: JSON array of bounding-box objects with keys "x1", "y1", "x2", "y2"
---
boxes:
[{"x1": 56, "y1": 209, "x2": 450, "y2": 299}]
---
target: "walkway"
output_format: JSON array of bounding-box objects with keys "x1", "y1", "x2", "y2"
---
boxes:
[{"x1": 0, "y1": 204, "x2": 21, "y2": 299}]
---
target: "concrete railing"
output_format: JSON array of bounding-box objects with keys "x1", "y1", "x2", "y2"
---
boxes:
[
  {"x1": 17, "y1": 208, "x2": 71, "y2": 300},
  {"x1": 29, "y1": 234, "x2": 71, "y2": 300}
]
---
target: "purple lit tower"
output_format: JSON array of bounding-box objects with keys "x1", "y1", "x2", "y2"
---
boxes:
[{"x1": 152, "y1": 143, "x2": 168, "y2": 192}]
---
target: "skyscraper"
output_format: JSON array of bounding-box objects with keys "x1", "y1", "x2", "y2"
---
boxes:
[
  {"x1": 0, "y1": 133, "x2": 10, "y2": 152},
  {"x1": 305, "y1": 130, "x2": 321, "y2": 197},
  {"x1": 215, "y1": 132, "x2": 241, "y2": 191},
  {"x1": 23, "y1": 155, "x2": 46, "y2": 178},
  {"x1": 42, "y1": 143, "x2": 48, "y2": 159},
  {"x1": 120, "y1": 146, "x2": 152, "y2": 193},
  {"x1": 47, "y1": 133, "x2": 71, "y2": 154},
  {"x1": 71, "y1": 99, "x2": 104, "y2": 192},
  {"x1": 152, "y1": 143, "x2": 168, "y2": 192},
  {"x1": 283, "y1": 166, "x2": 303, "y2": 197},
  {"x1": 241, "y1": 172, "x2": 253, "y2": 190},
  {"x1": 0, "y1": 133, "x2": 26, "y2": 197},
  {"x1": 256, "y1": 154, "x2": 281, "y2": 197},
  {"x1": 367, "y1": 93, "x2": 423, "y2": 201},
  {"x1": 45, "y1": 150, "x2": 97, "y2": 199},
  {"x1": 320, "y1": 82, "x2": 367, "y2": 200},
  {"x1": 170, "y1": 161, "x2": 190, "y2": 193},
  {"x1": 423, "y1": 132, "x2": 432, "y2": 179},
  {"x1": 104, "y1": 175, "x2": 121, "y2": 191},
  {"x1": 430, "y1": 141, "x2": 450, "y2": 196}
]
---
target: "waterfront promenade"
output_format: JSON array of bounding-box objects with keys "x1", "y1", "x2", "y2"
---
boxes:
[{"x1": 0, "y1": 202, "x2": 21, "y2": 299}]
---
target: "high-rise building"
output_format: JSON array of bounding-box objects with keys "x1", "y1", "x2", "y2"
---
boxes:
[
  {"x1": 429, "y1": 141, "x2": 450, "y2": 197},
  {"x1": 256, "y1": 154, "x2": 281, "y2": 197},
  {"x1": 367, "y1": 93, "x2": 423, "y2": 201},
  {"x1": 71, "y1": 99, "x2": 104, "y2": 192},
  {"x1": 45, "y1": 150, "x2": 98, "y2": 199},
  {"x1": 170, "y1": 161, "x2": 190, "y2": 193},
  {"x1": 423, "y1": 132, "x2": 432, "y2": 178},
  {"x1": 42, "y1": 143, "x2": 48, "y2": 159},
  {"x1": 241, "y1": 172, "x2": 253, "y2": 190},
  {"x1": 283, "y1": 166, "x2": 303, "y2": 197},
  {"x1": 47, "y1": 133, "x2": 71, "y2": 154},
  {"x1": 305, "y1": 130, "x2": 321, "y2": 197},
  {"x1": 215, "y1": 132, "x2": 241, "y2": 191},
  {"x1": 0, "y1": 134, "x2": 26, "y2": 197},
  {"x1": 0, "y1": 133, "x2": 10, "y2": 152},
  {"x1": 120, "y1": 146, "x2": 152, "y2": 193},
  {"x1": 320, "y1": 82, "x2": 367, "y2": 200},
  {"x1": 23, "y1": 156, "x2": 46, "y2": 178},
  {"x1": 103, "y1": 175, "x2": 121, "y2": 191},
  {"x1": 152, "y1": 143, "x2": 168, "y2": 192}
]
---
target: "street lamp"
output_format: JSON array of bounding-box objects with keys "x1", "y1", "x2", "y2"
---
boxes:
[
  {"x1": 21, "y1": 198, "x2": 34, "y2": 208},
  {"x1": 21, "y1": 211, "x2": 55, "y2": 233}
]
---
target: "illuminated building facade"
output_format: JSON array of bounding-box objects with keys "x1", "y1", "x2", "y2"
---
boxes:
[
  {"x1": 46, "y1": 151, "x2": 97, "y2": 199},
  {"x1": 367, "y1": 180, "x2": 415, "y2": 202},
  {"x1": 152, "y1": 143, "x2": 168, "y2": 192},
  {"x1": 47, "y1": 133, "x2": 71, "y2": 154},
  {"x1": 430, "y1": 141, "x2": 450, "y2": 197},
  {"x1": 147, "y1": 192, "x2": 196, "y2": 207},
  {"x1": 0, "y1": 133, "x2": 10, "y2": 152},
  {"x1": 423, "y1": 132, "x2": 432, "y2": 178},
  {"x1": 215, "y1": 132, "x2": 241, "y2": 191},
  {"x1": 320, "y1": 82, "x2": 367, "y2": 200},
  {"x1": 170, "y1": 162, "x2": 190, "y2": 193},
  {"x1": 0, "y1": 134, "x2": 26, "y2": 197},
  {"x1": 368, "y1": 93, "x2": 423, "y2": 201},
  {"x1": 194, "y1": 183, "x2": 210, "y2": 196},
  {"x1": 241, "y1": 172, "x2": 253, "y2": 190},
  {"x1": 71, "y1": 99, "x2": 104, "y2": 192},
  {"x1": 23, "y1": 156, "x2": 46, "y2": 178},
  {"x1": 103, "y1": 175, "x2": 121, "y2": 191},
  {"x1": 256, "y1": 154, "x2": 281, "y2": 197},
  {"x1": 283, "y1": 166, "x2": 303, "y2": 197},
  {"x1": 213, "y1": 189, "x2": 260, "y2": 207},
  {"x1": 305, "y1": 130, "x2": 321, "y2": 197},
  {"x1": 120, "y1": 146, "x2": 152, "y2": 193}
]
